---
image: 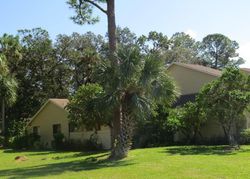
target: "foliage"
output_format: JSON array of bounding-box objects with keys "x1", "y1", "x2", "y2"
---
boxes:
[
  {"x1": 240, "y1": 129, "x2": 250, "y2": 144},
  {"x1": 67, "y1": 83, "x2": 109, "y2": 129},
  {"x1": 4, "y1": 28, "x2": 72, "y2": 134},
  {"x1": 7, "y1": 120, "x2": 41, "y2": 149},
  {"x1": 198, "y1": 67, "x2": 250, "y2": 145},
  {"x1": 0, "y1": 55, "x2": 18, "y2": 106},
  {"x1": 8, "y1": 133, "x2": 41, "y2": 150},
  {"x1": 52, "y1": 133, "x2": 65, "y2": 150},
  {"x1": 95, "y1": 46, "x2": 178, "y2": 158},
  {"x1": 0, "y1": 34, "x2": 22, "y2": 75},
  {"x1": 67, "y1": 0, "x2": 107, "y2": 25},
  {"x1": 55, "y1": 32, "x2": 105, "y2": 90},
  {"x1": 133, "y1": 105, "x2": 174, "y2": 148},
  {"x1": 138, "y1": 31, "x2": 169, "y2": 54},
  {"x1": 0, "y1": 51, "x2": 18, "y2": 140},
  {"x1": 165, "y1": 32, "x2": 201, "y2": 64},
  {"x1": 0, "y1": 135, "x2": 3, "y2": 146},
  {"x1": 8, "y1": 120, "x2": 27, "y2": 137},
  {"x1": 200, "y1": 33, "x2": 244, "y2": 69},
  {"x1": 168, "y1": 101, "x2": 206, "y2": 144},
  {"x1": 84, "y1": 133, "x2": 103, "y2": 151}
]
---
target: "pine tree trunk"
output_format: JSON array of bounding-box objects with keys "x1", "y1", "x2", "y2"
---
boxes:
[{"x1": 107, "y1": 0, "x2": 117, "y2": 63}]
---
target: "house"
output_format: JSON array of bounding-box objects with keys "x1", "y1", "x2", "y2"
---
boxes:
[
  {"x1": 27, "y1": 63, "x2": 250, "y2": 147},
  {"x1": 27, "y1": 99, "x2": 111, "y2": 149},
  {"x1": 167, "y1": 63, "x2": 250, "y2": 142}
]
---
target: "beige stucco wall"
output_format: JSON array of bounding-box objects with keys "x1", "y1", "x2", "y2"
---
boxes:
[
  {"x1": 200, "y1": 119, "x2": 225, "y2": 139},
  {"x1": 70, "y1": 125, "x2": 111, "y2": 149},
  {"x1": 167, "y1": 65, "x2": 217, "y2": 95},
  {"x1": 28, "y1": 101, "x2": 111, "y2": 149},
  {"x1": 28, "y1": 102, "x2": 69, "y2": 148}
]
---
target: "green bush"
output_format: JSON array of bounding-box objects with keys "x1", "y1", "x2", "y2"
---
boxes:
[
  {"x1": 0, "y1": 135, "x2": 4, "y2": 146},
  {"x1": 52, "y1": 133, "x2": 65, "y2": 150},
  {"x1": 84, "y1": 133, "x2": 103, "y2": 151},
  {"x1": 8, "y1": 133, "x2": 41, "y2": 150},
  {"x1": 133, "y1": 105, "x2": 175, "y2": 148},
  {"x1": 62, "y1": 139, "x2": 86, "y2": 151},
  {"x1": 240, "y1": 129, "x2": 250, "y2": 144},
  {"x1": 60, "y1": 133, "x2": 104, "y2": 151}
]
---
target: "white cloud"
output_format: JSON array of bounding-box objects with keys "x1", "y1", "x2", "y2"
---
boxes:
[
  {"x1": 185, "y1": 29, "x2": 197, "y2": 39},
  {"x1": 239, "y1": 42, "x2": 250, "y2": 68}
]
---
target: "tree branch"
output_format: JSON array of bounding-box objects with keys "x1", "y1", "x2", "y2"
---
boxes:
[{"x1": 81, "y1": 0, "x2": 107, "y2": 14}]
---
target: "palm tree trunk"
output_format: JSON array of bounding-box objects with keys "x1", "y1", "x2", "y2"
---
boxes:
[
  {"x1": 110, "y1": 97, "x2": 134, "y2": 159},
  {"x1": 110, "y1": 109, "x2": 134, "y2": 159}
]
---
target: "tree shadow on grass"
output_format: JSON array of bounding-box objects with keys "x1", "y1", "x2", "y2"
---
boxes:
[
  {"x1": 163, "y1": 146, "x2": 250, "y2": 156},
  {"x1": 51, "y1": 152, "x2": 108, "y2": 160},
  {"x1": 0, "y1": 153, "x2": 135, "y2": 179},
  {"x1": 3, "y1": 149, "x2": 57, "y2": 155},
  {"x1": 3, "y1": 149, "x2": 105, "y2": 158}
]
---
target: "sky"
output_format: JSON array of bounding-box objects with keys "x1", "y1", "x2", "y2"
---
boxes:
[{"x1": 1, "y1": 0, "x2": 250, "y2": 67}]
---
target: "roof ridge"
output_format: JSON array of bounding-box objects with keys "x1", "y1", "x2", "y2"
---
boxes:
[{"x1": 171, "y1": 63, "x2": 222, "y2": 77}]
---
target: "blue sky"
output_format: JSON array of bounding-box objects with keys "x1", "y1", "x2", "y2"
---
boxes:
[{"x1": 1, "y1": 0, "x2": 250, "y2": 67}]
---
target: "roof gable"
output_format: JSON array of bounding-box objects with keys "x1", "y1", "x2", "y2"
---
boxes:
[
  {"x1": 27, "y1": 99, "x2": 69, "y2": 126},
  {"x1": 167, "y1": 63, "x2": 222, "y2": 77}
]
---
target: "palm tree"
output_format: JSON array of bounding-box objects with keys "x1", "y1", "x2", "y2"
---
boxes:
[
  {"x1": 95, "y1": 46, "x2": 178, "y2": 159},
  {"x1": 0, "y1": 55, "x2": 18, "y2": 140}
]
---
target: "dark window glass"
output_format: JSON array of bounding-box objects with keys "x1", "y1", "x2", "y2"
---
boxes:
[
  {"x1": 33, "y1": 126, "x2": 39, "y2": 135},
  {"x1": 53, "y1": 124, "x2": 61, "y2": 135}
]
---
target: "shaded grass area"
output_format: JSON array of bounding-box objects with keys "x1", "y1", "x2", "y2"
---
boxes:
[
  {"x1": 0, "y1": 146, "x2": 250, "y2": 179},
  {"x1": 164, "y1": 145, "x2": 250, "y2": 155}
]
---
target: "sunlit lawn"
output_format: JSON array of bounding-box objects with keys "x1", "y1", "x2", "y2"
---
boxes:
[{"x1": 0, "y1": 145, "x2": 250, "y2": 179}]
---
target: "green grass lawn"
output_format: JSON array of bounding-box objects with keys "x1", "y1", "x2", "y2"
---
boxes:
[{"x1": 1, "y1": 146, "x2": 250, "y2": 179}]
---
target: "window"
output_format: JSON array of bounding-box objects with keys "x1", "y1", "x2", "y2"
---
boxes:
[
  {"x1": 33, "y1": 126, "x2": 40, "y2": 135},
  {"x1": 53, "y1": 124, "x2": 61, "y2": 135}
]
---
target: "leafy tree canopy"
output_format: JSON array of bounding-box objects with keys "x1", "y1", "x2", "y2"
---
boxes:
[
  {"x1": 200, "y1": 34, "x2": 244, "y2": 69},
  {"x1": 198, "y1": 67, "x2": 250, "y2": 145}
]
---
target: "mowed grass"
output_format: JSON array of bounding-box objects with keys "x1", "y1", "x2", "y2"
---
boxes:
[{"x1": 1, "y1": 146, "x2": 250, "y2": 179}]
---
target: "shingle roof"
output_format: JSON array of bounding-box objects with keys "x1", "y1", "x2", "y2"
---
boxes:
[
  {"x1": 170, "y1": 63, "x2": 222, "y2": 77},
  {"x1": 49, "y1": 99, "x2": 69, "y2": 109}
]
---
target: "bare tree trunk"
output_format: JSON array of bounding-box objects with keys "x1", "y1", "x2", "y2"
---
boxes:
[{"x1": 107, "y1": 0, "x2": 117, "y2": 63}]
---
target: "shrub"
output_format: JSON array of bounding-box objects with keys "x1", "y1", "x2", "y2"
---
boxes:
[
  {"x1": 168, "y1": 102, "x2": 206, "y2": 144},
  {"x1": 63, "y1": 139, "x2": 86, "y2": 151},
  {"x1": 8, "y1": 133, "x2": 41, "y2": 150},
  {"x1": 7, "y1": 120, "x2": 37, "y2": 149},
  {"x1": 240, "y1": 129, "x2": 250, "y2": 144},
  {"x1": 57, "y1": 133, "x2": 103, "y2": 151},
  {"x1": 133, "y1": 105, "x2": 175, "y2": 148},
  {"x1": 52, "y1": 133, "x2": 65, "y2": 150},
  {"x1": 84, "y1": 133, "x2": 103, "y2": 151},
  {"x1": 0, "y1": 135, "x2": 4, "y2": 147}
]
